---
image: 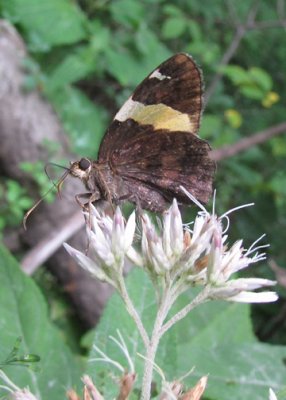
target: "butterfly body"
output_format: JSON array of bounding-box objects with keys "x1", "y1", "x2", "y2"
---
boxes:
[{"x1": 70, "y1": 53, "x2": 215, "y2": 212}]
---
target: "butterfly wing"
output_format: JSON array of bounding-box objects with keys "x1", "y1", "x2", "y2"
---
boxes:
[
  {"x1": 98, "y1": 53, "x2": 215, "y2": 210},
  {"x1": 106, "y1": 119, "x2": 214, "y2": 210},
  {"x1": 99, "y1": 53, "x2": 203, "y2": 159}
]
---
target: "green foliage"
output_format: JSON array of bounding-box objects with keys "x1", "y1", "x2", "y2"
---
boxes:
[
  {"x1": 87, "y1": 269, "x2": 286, "y2": 398},
  {"x1": 48, "y1": 87, "x2": 108, "y2": 157},
  {"x1": 222, "y1": 64, "x2": 275, "y2": 102},
  {"x1": 0, "y1": 337, "x2": 40, "y2": 369},
  {"x1": 179, "y1": 343, "x2": 286, "y2": 400},
  {"x1": 20, "y1": 161, "x2": 55, "y2": 201},
  {"x1": 0, "y1": 245, "x2": 81, "y2": 398},
  {"x1": 0, "y1": 180, "x2": 33, "y2": 231},
  {"x1": 1, "y1": 0, "x2": 286, "y2": 397},
  {"x1": 3, "y1": 0, "x2": 88, "y2": 50}
]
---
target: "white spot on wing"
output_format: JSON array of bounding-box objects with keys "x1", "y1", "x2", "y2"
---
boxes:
[
  {"x1": 114, "y1": 97, "x2": 143, "y2": 122},
  {"x1": 149, "y1": 69, "x2": 171, "y2": 81}
]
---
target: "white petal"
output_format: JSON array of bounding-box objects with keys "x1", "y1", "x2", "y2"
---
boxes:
[
  {"x1": 112, "y1": 207, "x2": 125, "y2": 253},
  {"x1": 63, "y1": 243, "x2": 111, "y2": 282},
  {"x1": 227, "y1": 278, "x2": 277, "y2": 291},
  {"x1": 127, "y1": 247, "x2": 144, "y2": 267},
  {"x1": 89, "y1": 230, "x2": 115, "y2": 266},
  {"x1": 192, "y1": 215, "x2": 206, "y2": 242},
  {"x1": 150, "y1": 237, "x2": 171, "y2": 271},
  {"x1": 169, "y1": 199, "x2": 184, "y2": 255},
  {"x1": 227, "y1": 291, "x2": 278, "y2": 303},
  {"x1": 269, "y1": 389, "x2": 278, "y2": 400},
  {"x1": 207, "y1": 236, "x2": 222, "y2": 281},
  {"x1": 163, "y1": 207, "x2": 172, "y2": 257},
  {"x1": 92, "y1": 217, "x2": 111, "y2": 249},
  {"x1": 124, "y1": 211, "x2": 136, "y2": 250}
]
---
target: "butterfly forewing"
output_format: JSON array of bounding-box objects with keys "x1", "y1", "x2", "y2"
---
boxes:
[{"x1": 98, "y1": 53, "x2": 203, "y2": 161}]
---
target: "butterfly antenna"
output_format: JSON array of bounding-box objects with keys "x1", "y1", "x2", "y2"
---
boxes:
[
  {"x1": 23, "y1": 168, "x2": 70, "y2": 230},
  {"x1": 44, "y1": 162, "x2": 70, "y2": 197}
]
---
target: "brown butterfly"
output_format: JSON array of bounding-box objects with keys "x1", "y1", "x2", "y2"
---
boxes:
[
  {"x1": 24, "y1": 53, "x2": 215, "y2": 227},
  {"x1": 69, "y1": 53, "x2": 215, "y2": 213}
]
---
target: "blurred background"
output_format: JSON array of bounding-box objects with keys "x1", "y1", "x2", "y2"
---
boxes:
[{"x1": 0, "y1": 0, "x2": 285, "y2": 357}]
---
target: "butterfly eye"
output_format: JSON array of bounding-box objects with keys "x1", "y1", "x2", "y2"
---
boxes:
[{"x1": 78, "y1": 158, "x2": 91, "y2": 171}]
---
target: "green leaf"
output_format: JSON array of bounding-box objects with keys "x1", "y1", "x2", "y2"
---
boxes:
[
  {"x1": 240, "y1": 84, "x2": 265, "y2": 100},
  {"x1": 0, "y1": 245, "x2": 81, "y2": 398},
  {"x1": 177, "y1": 343, "x2": 286, "y2": 400},
  {"x1": 135, "y1": 26, "x2": 171, "y2": 62},
  {"x1": 174, "y1": 293, "x2": 256, "y2": 349},
  {"x1": 86, "y1": 269, "x2": 269, "y2": 397},
  {"x1": 17, "y1": 197, "x2": 33, "y2": 210},
  {"x1": 49, "y1": 47, "x2": 97, "y2": 89},
  {"x1": 3, "y1": 0, "x2": 88, "y2": 48},
  {"x1": 86, "y1": 269, "x2": 156, "y2": 398},
  {"x1": 228, "y1": 162, "x2": 263, "y2": 187},
  {"x1": 106, "y1": 28, "x2": 170, "y2": 87},
  {"x1": 162, "y1": 4, "x2": 184, "y2": 17},
  {"x1": 271, "y1": 137, "x2": 286, "y2": 157},
  {"x1": 106, "y1": 27, "x2": 170, "y2": 86},
  {"x1": 200, "y1": 114, "x2": 223, "y2": 140},
  {"x1": 109, "y1": 0, "x2": 145, "y2": 28},
  {"x1": 187, "y1": 20, "x2": 202, "y2": 42},
  {"x1": 161, "y1": 16, "x2": 187, "y2": 39},
  {"x1": 174, "y1": 293, "x2": 285, "y2": 398},
  {"x1": 249, "y1": 67, "x2": 273, "y2": 92},
  {"x1": 89, "y1": 21, "x2": 111, "y2": 53},
  {"x1": 48, "y1": 86, "x2": 108, "y2": 157},
  {"x1": 221, "y1": 65, "x2": 249, "y2": 85},
  {"x1": 105, "y1": 50, "x2": 142, "y2": 86}
]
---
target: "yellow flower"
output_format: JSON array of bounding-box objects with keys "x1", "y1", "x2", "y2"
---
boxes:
[
  {"x1": 224, "y1": 109, "x2": 242, "y2": 128},
  {"x1": 262, "y1": 91, "x2": 280, "y2": 108}
]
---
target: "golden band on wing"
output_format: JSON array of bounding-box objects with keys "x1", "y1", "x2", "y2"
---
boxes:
[{"x1": 115, "y1": 98, "x2": 194, "y2": 133}]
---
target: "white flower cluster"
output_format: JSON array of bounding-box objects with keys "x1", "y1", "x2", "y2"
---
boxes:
[{"x1": 64, "y1": 197, "x2": 277, "y2": 304}]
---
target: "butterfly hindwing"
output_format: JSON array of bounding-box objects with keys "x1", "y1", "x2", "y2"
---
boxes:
[{"x1": 102, "y1": 119, "x2": 214, "y2": 210}]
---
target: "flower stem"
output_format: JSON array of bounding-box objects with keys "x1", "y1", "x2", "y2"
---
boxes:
[
  {"x1": 140, "y1": 285, "x2": 173, "y2": 400},
  {"x1": 117, "y1": 275, "x2": 149, "y2": 349},
  {"x1": 160, "y1": 286, "x2": 210, "y2": 338}
]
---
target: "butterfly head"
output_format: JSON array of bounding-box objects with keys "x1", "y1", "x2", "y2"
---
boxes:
[{"x1": 69, "y1": 158, "x2": 92, "y2": 180}]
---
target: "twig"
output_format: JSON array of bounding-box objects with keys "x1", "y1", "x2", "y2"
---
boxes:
[
  {"x1": 247, "y1": 19, "x2": 286, "y2": 29},
  {"x1": 205, "y1": 1, "x2": 259, "y2": 105},
  {"x1": 20, "y1": 211, "x2": 84, "y2": 275},
  {"x1": 211, "y1": 121, "x2": 286, "y2": 161},
  {"x1": 268, "y1": 258, "x2": 286, "y2": 288}
]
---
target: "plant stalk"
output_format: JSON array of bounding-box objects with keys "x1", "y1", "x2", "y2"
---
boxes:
[
  {"x1": 117, "y1": 275, "x2": 149, "y2": 349},
  {"x1": 140, "y1": 286, "x2": 172, "y2": 400}
]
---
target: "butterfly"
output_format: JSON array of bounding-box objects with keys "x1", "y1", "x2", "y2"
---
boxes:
[{"x1": 69, "y1": 53, "x2": 215, "y2": 213}]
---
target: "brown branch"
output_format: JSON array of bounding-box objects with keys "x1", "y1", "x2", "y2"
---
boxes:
[
  {"x1": 211, "y1": 121, "x2": 286, "y2": 161},
  {"x1": 205, "y1": 1, "x2": 259, "y2": 105},
  {"x1": 269, "y1": 258, "x2": 286, "y2": 288},
  {"x1": 21, "y1": 211, "x2": 84, "y2": 275},
  {"x1": 247, "y1": 19, "x2": 286, "y2": 29}
]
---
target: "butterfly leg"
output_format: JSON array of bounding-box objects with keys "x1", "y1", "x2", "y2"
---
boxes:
[{"x1": 75, "y1": 192, "x2": 93, "y2": 210}]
